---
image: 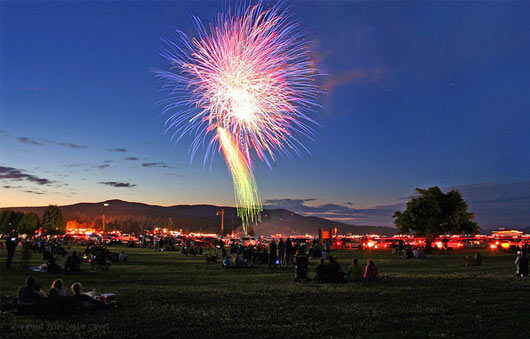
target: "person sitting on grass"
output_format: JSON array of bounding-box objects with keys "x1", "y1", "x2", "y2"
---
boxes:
[
  {"x1": 515, "y1": 250, "x2": 529, "y2": 278},
  {"x1": 347, "y1": 258, "x2": 364, "y2": 281},
  {"x1": 314, "y1": 258, "x2": 328, "y2": 282},
  {"x1": 17, "y1": 276, "x2": 46, "y2": 314},
  {"x1": 401, "y1": 247, "x2": 414, "y2": 259},
  {"x1": 43, "y1": 249, "x2": 62, "y2": 272},
  {"x1": 119, "y1": 251, "x2": 127, "y2": 262},
  {"x1": 18, "y1": 276, "x2": 47, "y2": 301},
  {"x1": 466, "y1": 253, "x2": 482, "y2": 266},
  {"x1": 94, "y1": 249, "x2": 111, "y2": 270},
  {"x1": 413, "y1": 248, "x2": 426, "y2": 259},
  {"x1": 363, "y1": 259, "x2": 379, "y2": 281},
  {"x1": 44, "y1": 287, "x2": 66, "y2": 314},
  {"x1": 51, "y1": 279, "x2": 66, "y2": 296},
  {"x1": 65, "y1": 251, "x2": 82, "y2": 272},
  {"x1": 473, "y1": 253, "x2": 482, "y2": 265},
  {"x1": 235, "y1": 253, "x2": 246, "y2": 267},
  {"x1": 327, "y1": 256, "x2": 345, "y2": 283},
  {"x1": 222, "y1": 256, "x2": 233, "y2": 268},
  {"x1": 70, "y1": 282, "x2": 113, "y2": 312}
]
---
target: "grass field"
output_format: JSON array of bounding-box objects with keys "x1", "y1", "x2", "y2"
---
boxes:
[{"x1": 1, "y1": 246, "x2": 530, "y2": 338}]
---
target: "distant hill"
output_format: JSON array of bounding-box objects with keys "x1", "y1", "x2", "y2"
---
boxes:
[{"x1": 1, "y1": 199, "x2": 396, "y2": 236}]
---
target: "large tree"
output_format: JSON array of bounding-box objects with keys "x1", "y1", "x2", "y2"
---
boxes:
[
  {"x1": 19, "y1": 212, "x2": 40, "y2": 235},
  {"x1": 42, "y1": 205, "x2": 66, "y2": 234},
  {"x1": 0, "y1": 210, "x2": 24, "y2": 234},
  {"x1": 393, "y1": 186, "x2": 479, "y2": 237}
]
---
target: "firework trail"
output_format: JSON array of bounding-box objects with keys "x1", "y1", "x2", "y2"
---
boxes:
[{"x1": 156, "y1": 1, "x2": 321, "y2": 235}]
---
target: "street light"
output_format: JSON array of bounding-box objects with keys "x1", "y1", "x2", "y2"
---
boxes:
[
  {"x1": 216, "y1": 209, "x2": 224, "y2": 236},
  {"x1": 102, "y1": 203, "x2": 109, "y2": 233}
]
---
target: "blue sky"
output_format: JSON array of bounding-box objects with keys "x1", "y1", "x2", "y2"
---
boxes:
[{"x1": 1, "y1": 1, "x2": 530, "y2": 226}]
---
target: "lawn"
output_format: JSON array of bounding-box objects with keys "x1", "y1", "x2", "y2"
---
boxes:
[{"x1": 1, "y1": 246, "x2": 529, "y2": 338}]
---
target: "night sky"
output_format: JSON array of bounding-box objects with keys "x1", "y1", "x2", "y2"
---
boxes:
[{"x1": 1, "y1": 1, "x2": 530, "y2": 226}]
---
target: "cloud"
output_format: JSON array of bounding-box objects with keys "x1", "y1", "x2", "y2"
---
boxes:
[
  {"x1": 96, "y1": 164, "x2": 111, "y2": 169},
  {"x1": 264, "y1": 198, "x2": 398, "y2": 226},
  {"x1": 98, "y1": 181, "x2": 136, "y2": 188},
  {"x1": 16, "y1": 135, "x2": 87, "y2": 149},
  {"x1": 23, "y1": 190, "x2": 45, "y2": 195},
  {"x1": 125, "y1": 157, "x2": 139, "y2": 161},
  {"x1": 265, "y1": 198, "x2": 361, "y2": 218},
  {"x1": 18, "y1": 137, "x2": 44, "y2": 146},
  {"x1": 108, "y1": 148, "x2": 127, "y2": 152},
  {"x1": 56, "y1": 142, "x2": 87, "y2": 149},
  {"x1": 3, "y1": 185, "x2": 23, "y2": 189},
  {"x1": 265, "y1": 198, "x2": 317, "y2": 211},
  {"x1": 142, "y1": 162, "x2": 174, "y2": 168},
  {"x1": 0, "y1": 166, "x2": 53, "y2": 185},
  {"x1": 104, "y1": 160, "x2": 114, "y2": 163},
  {"x1": 164, "y1": 173, "x2": 185, "y2": 177}
]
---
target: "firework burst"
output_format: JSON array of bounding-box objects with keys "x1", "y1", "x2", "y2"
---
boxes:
[{"x1": 156, "y1": 1, "x2": 321, "y2": 235}]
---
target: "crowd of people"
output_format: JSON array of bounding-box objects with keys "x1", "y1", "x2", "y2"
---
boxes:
[
  {"x1": 217, "y1": 239, "x2": 382, "y2": 283},
  {"x1": 393, "y1": 239, "x2": 426, "y2": 259},
  {"x1": 219, "y1": 238, "x2": 334, "y2": 268},
  {"x1": 83, "y1": 243, "x2": 127, "y2": 270},
  {"x1": 215, "y1": 239, "x2": 530, "y2": 282},
  {"x1": 1, "y1": 276, "x2": 116, "y2": 315},
  {"x1": 2, "y1": 235, "x2": 128, "y2": 273}
]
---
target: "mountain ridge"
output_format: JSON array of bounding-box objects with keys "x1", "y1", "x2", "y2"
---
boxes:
[{"x1": 0, "y1": 199, "x2": 396, "y2": 236}]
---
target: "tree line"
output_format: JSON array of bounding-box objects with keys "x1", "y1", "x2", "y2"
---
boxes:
[{"x1": 0, "y1": 205, "x2": 66, "y2": 235}]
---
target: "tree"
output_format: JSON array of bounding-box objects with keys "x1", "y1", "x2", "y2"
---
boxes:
[
  {"x1": 393, "y1": 186, "x2": 479, "y2": 237},
  {"x1": 19, "y1": 212, "x2": 40, "y2": 235},
  {"x1": 42, "y1": 205, "x2": 66, "y2": 234},
  {"x1": 0, "y1": 210, "x2": 24, "y2": 234}
]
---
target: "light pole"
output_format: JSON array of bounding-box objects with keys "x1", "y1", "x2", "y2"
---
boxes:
[
  {"x1": 216, "y1": 209, "x2": 224, "y2": 236},
  {"x1": 102, "y1": 203, "x2": 109, "y2": 233}
]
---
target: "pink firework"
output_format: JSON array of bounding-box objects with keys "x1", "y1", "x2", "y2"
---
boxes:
[{"x1": 156, "y1": 1, "x2": 321, "y2": 233}]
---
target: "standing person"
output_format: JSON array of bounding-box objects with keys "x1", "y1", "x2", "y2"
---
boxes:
[
  {"x1": 278, "y1": 239, "x2": 286, "y2": 266},
  {"x1": 269, "y1": 240, "x2": 278, "y2": 268},
  {"x1": 5, "y1": 234, "x2": 17, "y2": 269},
  {"x1": 295, "y1": 246, "x2": 309, "y2": 282},
  {"x1": 397, "y1": 239, "x2": 404, "y2": 255},
  {"x1": 442, "y1": 237, "x2": 449, "y2": 253},
  {"x1": 324, "y1": 239, "x2": 331, "y2": 254},
  {"x1": 285, "y1": 238, "x2": 293, "y2": 265},
  {"x1": 515, "y1": 250, "x2": 529, "y2": 278}
]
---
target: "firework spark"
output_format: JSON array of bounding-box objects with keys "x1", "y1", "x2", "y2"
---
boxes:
[{"x1": 156, "y1": 1, "x2": 321, "y2": 235}]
